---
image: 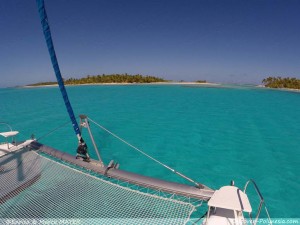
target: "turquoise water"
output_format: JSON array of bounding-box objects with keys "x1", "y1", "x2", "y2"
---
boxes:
[{"x1": 0, "y1": 84, "x2": 299, "y2": 218}]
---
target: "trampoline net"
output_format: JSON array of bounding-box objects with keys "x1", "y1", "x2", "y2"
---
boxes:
[{"x1": 0, "y1": 149, "x2": 195, "y2": 224}]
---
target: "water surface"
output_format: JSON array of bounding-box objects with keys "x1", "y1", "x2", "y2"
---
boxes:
[{"x1": 0, "y1": 84, "x2": 299, "y2": 217}]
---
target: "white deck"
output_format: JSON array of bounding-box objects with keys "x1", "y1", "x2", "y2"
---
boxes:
[
  {"x1": 0, "y1": 140, "x2": 34, "y2": 157},
  {"x1": 205, "y1": 208, "x2": 246, "y2": 225},
  {"x1": 0, "y1": 131, "x2": 19, "y2": 138},
  {"x1": 208, "y1": 186, "x2": 252, "y2": 213},
  {"x1": 203, "y1": 186, "x2": 252, "y2": 225}
]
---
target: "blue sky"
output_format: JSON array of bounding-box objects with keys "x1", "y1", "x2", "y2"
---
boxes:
[{"x1": 1, "y1": 0, "x2": 300, "y2": 87}]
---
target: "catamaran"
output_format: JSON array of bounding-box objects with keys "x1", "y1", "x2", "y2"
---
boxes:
[{"x1": 0, "y1": 1, "x2": 272, "y2": 224}]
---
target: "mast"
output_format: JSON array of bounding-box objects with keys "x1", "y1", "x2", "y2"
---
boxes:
[{"x1": 36, "y1": 0, "x2": 90, "y2": 161}]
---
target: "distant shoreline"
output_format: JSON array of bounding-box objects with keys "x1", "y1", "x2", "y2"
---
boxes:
[
  {"x1": 20, "y1": 82, "x2": 300, "y2": 93},
  {"x1": 255, "y1": 84, "x2": 300, "y2": 93},
  {"x1": 262, "y1": 86, "x2": 300, "y2": 92},
  {"x1": 23, "y1": 82, "x2": 220, "y2": 88}
]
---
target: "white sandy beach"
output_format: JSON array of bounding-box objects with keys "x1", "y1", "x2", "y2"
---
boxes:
[{"x1": 23, "y1": 82, "x2": 220, "y2": 88}]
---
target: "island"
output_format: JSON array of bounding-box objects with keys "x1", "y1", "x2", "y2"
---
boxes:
[
  {"x1": 195, "y1": 80, "x2": 206, "y2": 83},
  {"x1": 27, "y1": 74, "x2": 167, "y2": 86},
  {"x1": 262, "y1": 77, "x2": 300, "y2": 90},
  {"x1": 25, "y1": 74, "x2": 213, "y2": 87}
]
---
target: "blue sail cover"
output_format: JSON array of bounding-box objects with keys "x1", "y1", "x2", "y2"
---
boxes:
[{"x1": 36, "y1": 0, "x2": 81, "y2": 138}]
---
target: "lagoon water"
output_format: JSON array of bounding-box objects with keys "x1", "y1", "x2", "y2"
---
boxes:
[{"x1": 0, "y1": 84, "x2": 299, "y2": 218}]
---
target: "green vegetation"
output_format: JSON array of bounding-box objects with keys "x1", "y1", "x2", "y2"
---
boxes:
[
  {"x1": 262, "y1": 77, "x2": 300, "y2": 89},
  {"x1": 27, "y1": 81, "x2": 57, "y2": 86},
  {"x1": 27, "y1": 74, "x2": 166, "y2": 86},
  {"x1": 195, "y1": 80, "x2": 206, "y2": 83}
]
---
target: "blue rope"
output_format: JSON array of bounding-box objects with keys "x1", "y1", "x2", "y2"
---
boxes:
[{"x1": 36, "y1": 0, "x2": 81, "y2": 139}]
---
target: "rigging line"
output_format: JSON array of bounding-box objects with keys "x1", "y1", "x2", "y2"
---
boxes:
[
  {"x1": 36, "y1": 120, "x2": 71, "y2": 141},
  {"x1": 88, "y1": 117, "x2": 203, "y2": 188},
  {"x1": 0, "y1": 122, "x2": 13, "y2": 131}
]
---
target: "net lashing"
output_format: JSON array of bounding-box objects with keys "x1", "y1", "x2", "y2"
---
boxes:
[{"x1": 0, "y1": 149, "x2": 196, "y2": 224}]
